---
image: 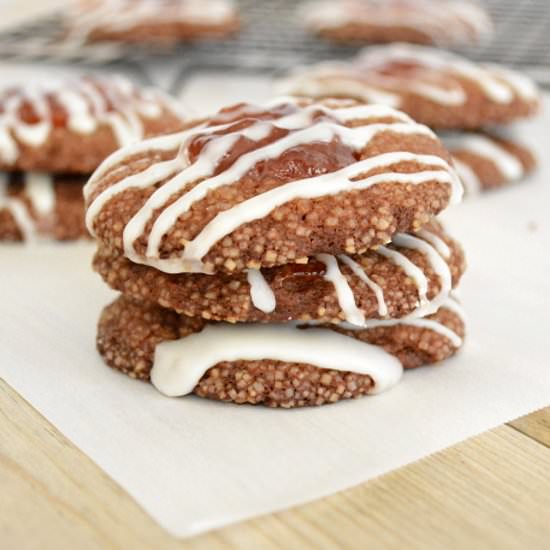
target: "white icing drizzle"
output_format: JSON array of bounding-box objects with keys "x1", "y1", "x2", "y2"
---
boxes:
[
  {"x1": 317, "y1": 253, "x2": 365, "y2": 325},
  {"x1": 84, "y1": 100, "x2": 412, "y2": 208},
  {"x1": 340, "y1": 315, "x2": 463, "y2": 348},
  {"x1": 85, "y1": 98, "x2": 461, "y2": 274},
  {"x1": 151, "y1": 323, "x2": 403, "y2": 397},
  {"x1": 281, "y1": 43, "x2": 538, "y2": 109},
  {"x1": 357, "y1": 44, "x2": 514, "y2": 104},
  {"x1": 0, "y1": 172, "x2": 62, "y2": 241},
  {"x1": 484, "y1": 65, "x2": 540, "y2": 101},
  {"x1": 442, "y1": 133, "x2": 524, "y2": 181},
  {"x1": 65, "y1": 0, "x2": 236, "y2": 45},
  {"x1": 24, "y1": 172, "x2": 56, "y2": 217},
  {"x1": 152, "y1": 291, "x2": 465, "y2": 400},
  {"x1": 453, "y1": 158, "x2": 481, "y2": 195},
  {"x1": 277, "y1": 71, "x2": 402, "y2": 108},
  {"x1": 246, "y1": 226, "x2": 454, "y2": 323},
  {"x1": 337, "y1": 293, "x2": 465, "y2": 348},
  {"x1": 314, "y1": 228, "x2": 453, "y2": 324},
  {"x1": 300, "y1": 0, "x2": 492, "y2": 45},
  {"x1": 377, "y1": 244, "x2": 429, "y2": 306},
  {"x1": 338, "y1": 254, "x2": 388, "y2": 317},
  {"x1": 0, "y1": 75, "x2": 180, "y2": 165},
  {"x1": 149, "y1": 229, "x2": 463, "y2": 399},
  {"x1": 390, "y1": 233, "x2": 452, "y2": 318},
  {"x1": 440, "y1": 295, "x2": 467, "y2": 325},
  {"x1": 247, "y1": 269, "x2": 276, "y2": 313},
  {"x1": 0, "y1": 173, "x2": 36, "y2": 241},
  {"x1": 415, "y1": 228, "x2": 451, "y2": 259}
]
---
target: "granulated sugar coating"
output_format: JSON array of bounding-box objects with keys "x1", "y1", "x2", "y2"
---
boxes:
[
  {"x1": 87, "y1": 96, "x2": 469, "y2": 407},
  {"x1": 93, "y1": 219, "x2": 465, "y2": 323},
  {"x1": 97, "y1": 296, "x2": 464, "y2": 408},
  {"x1": 86, "y1": 97, "x2": 460, "y2": 274}
]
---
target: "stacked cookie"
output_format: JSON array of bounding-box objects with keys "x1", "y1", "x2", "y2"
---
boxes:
[
  {"x1": 86, "y1": 96, "x2": 467, "y2": 408},
  {"x1": 300, "y1": 0, "x2": 493, "y2": 46},
  {"x1": 0, "y1": 74, "x2": 187, "y2": 242},
  {"x1": 280, "y1": 44, "x2": 541, "y2": 194}
]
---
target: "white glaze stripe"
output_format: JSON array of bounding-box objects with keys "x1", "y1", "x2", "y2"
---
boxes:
[
  {"x1": 24, "y1": 172, "x2": 55, "y2": 216},
  {"x1": 340, "y1": 316, "x2": 462, "y2": 347},
  {"x1": 452, "y1": 158, "x2": 481, "y2": 194},
  {"x1": 442, "y1": 133, "x2": 524, "y2": 180},
  {"x1": 151, "y1": 292, "x2": 466, "y2": 400},
  {"x1": 317, "y1": 253, "x2": 365, "y2": 325},
  {"x1": 151, "y1": 323, "x2": 403, "y2": 397},
  {"x1": 338, "y1": 254, "x2": 388, "y2": 317},
  {"x1": 88, "y1": 101, "x2": 361, "y2": 217},
  {"x1": 247, "y1": 269, "x2": 276, "y2": 313},
  {"x1": 85, "y1": 99, "x2": 409, "y2": 200},
  {"x1": 247, "y1": 227, "x2": 454, "y2": 322},
  {"x1": 391, "y1": 232, "x2": 452, "y2": 318},
  {"x1": 0, "y1": 174, "x2": 36, "y2": 241},
  {"x1": 278, "y1": 74, "x2": 402, "y2": 108},
  {"x1": 485, "y1": 65, "x2": 539, "y2": 101},
  {"x1": 415, "y1": 228, "x2": 451, "y2": 259},
  {"x1": 377, "y1": 244, "x2": 429, "y2": 306},
  {"x1": 440, "y1": 295, "x2": 467, "y2": 324}
]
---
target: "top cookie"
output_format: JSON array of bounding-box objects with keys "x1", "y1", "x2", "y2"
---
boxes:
[
  {"x1": 0, "y1": 74, "x2": 187, "y2": 174},
  {"x1": 65, "y1": 0, "x2": 239, "y2": 45},
  {"x1": 279, "y1": 44, "x2": 540, "y2": 129},
  {"x1": 301, "y1": 0, "x2": 493, "y2": 46},
  {"x1": 85, "y1": 96, "x2": 462, "y2": 275}
]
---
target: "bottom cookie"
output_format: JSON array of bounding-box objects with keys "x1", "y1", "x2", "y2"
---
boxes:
[
  {"x1": 97, "y1": 296, "x2": 465, "y2": 408},
  {"x1": 0, "y1": 172, "x2": 89, "y2": 242}
]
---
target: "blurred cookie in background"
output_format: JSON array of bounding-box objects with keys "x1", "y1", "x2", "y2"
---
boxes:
[
  {"x1": 0, "y1": 74, "x2": 188, "y2": 174},
  {"x1": 279, "y1": 44, "x2": 541, "y2": 130},
  {"x1": 441, "y1": 131, "x2": 537, "y2": 194},
  {"x1": 0, "y1": 73, "x2": 189, "y2": 243},
  {"x1": 64, "y1": 0, "x2": 239, "y2": 46},
  {"x1": 0, "y1": 173, "x2": 88, "y2": 242},
  {"x1": 300, "y1": 0, "x2": 493, "y2": 46}
]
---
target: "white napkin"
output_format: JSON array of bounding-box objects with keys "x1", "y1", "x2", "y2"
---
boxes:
[{"x1": 1, "y1": 85, "x2": 549, "y2": 538}]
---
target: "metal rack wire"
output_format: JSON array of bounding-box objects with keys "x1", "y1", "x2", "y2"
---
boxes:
[{"x1": 0, "y1": 0, "x2": 548, "y2": 90}]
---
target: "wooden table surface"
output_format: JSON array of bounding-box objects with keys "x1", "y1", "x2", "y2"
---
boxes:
[
  {"x1": 1, "y1": 379, "x2": 549, "y2": 549},
  {"x1": 1, "y1": 2, "x2": 549, "y2": 548}
]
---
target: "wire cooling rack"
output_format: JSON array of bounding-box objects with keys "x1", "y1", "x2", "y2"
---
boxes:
[{"x1": 0, "y1": 0, "x2": 549, "y2": 90}]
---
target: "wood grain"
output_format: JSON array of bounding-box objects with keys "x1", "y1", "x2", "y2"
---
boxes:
[
  {"x1": 509, "y1": 408, "x2": 550, "y2": 448},
  {"x1": 1, "y1": 379, "x2": 550, "y2": 550}
]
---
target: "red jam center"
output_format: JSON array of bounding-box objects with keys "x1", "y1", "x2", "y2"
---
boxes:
[{"x1": 187, "y1": 103, "x2": 357, "y2": 182}]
